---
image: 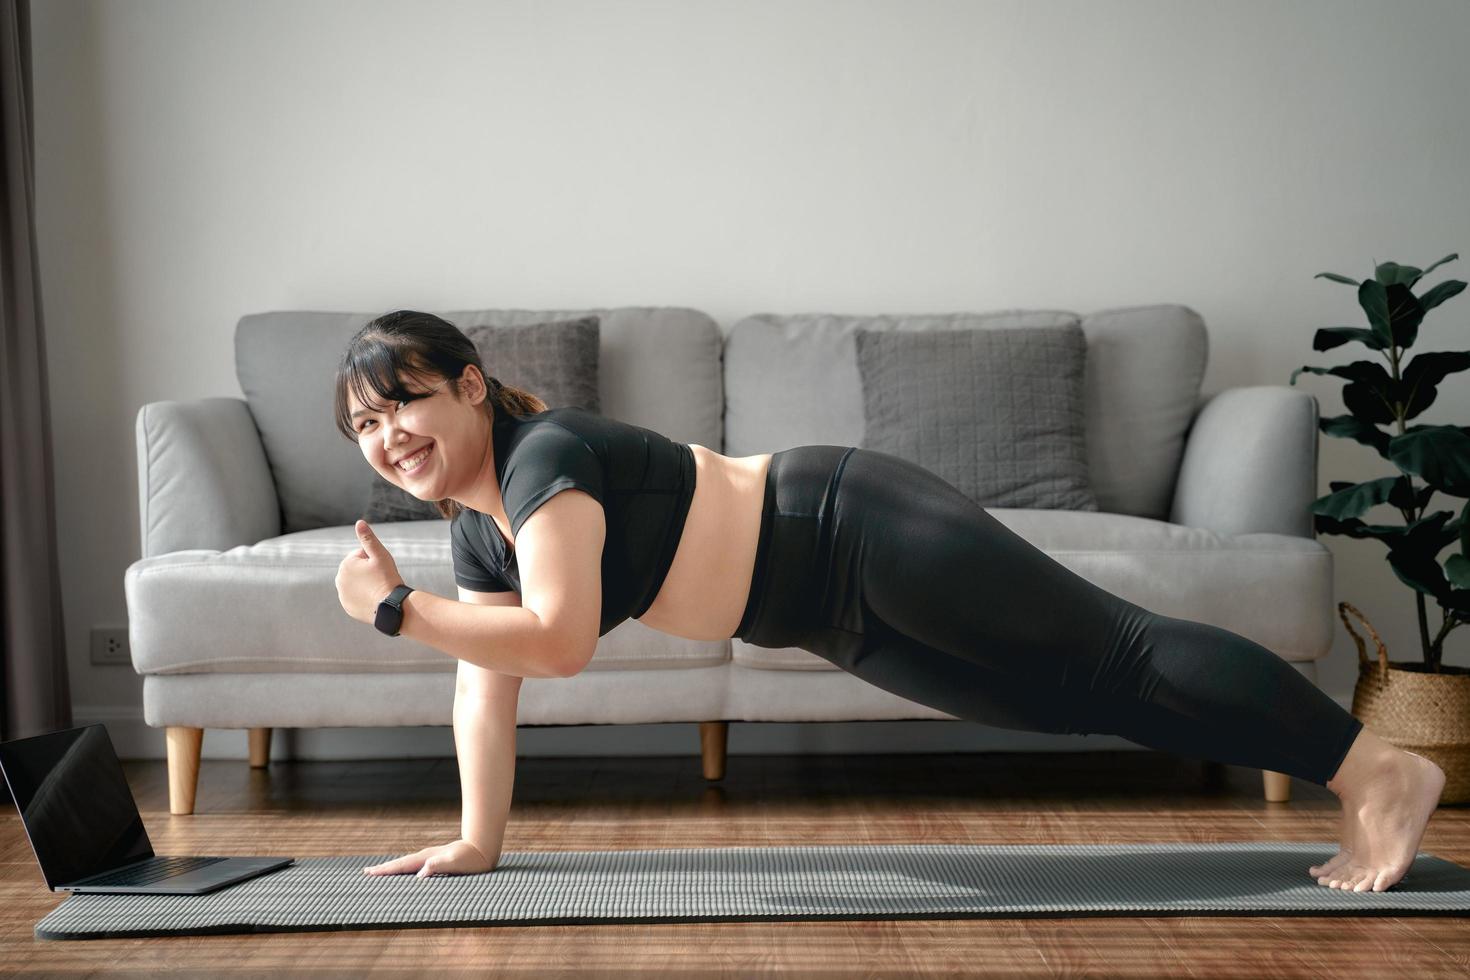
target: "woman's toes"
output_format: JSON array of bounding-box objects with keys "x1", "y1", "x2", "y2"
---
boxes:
[{"x1": 1373, "y1": 862, "x2": 1410, "y2": 892}]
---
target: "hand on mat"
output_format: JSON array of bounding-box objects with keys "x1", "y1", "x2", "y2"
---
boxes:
[
  {"x1": 337, "y1": 519, "x2": 406, "y2": 626},
  {"x1": 362, "y1": 839, "x2": 495, "y2": 878}
]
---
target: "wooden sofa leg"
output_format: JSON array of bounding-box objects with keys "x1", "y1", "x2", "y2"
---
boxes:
[
  {"x1": 1263, "y1": 769, "x2": 1291, "y2": 803},
  {"x1": 166, "y1": 726, "x2": 204, "y2": 815},
  {"x1": 248, "y1": 727, "x2": 273, "y2": 768},
  {"x1": 700, "y1": 721, "x2": 727, "y2": 780}
]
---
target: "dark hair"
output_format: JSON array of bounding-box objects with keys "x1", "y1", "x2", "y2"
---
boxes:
[{"x1": 333, "y1": 310, "x2": 547, "y2": 521}]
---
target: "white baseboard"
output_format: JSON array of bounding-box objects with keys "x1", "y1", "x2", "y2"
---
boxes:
[{"x1": 76, "y1": 693, "x2": 1354, "y2": 762}]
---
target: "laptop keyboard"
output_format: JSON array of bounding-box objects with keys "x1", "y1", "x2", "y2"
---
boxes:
[{"x1": 80, "y1": 855, "x2": 227, "y2": 887}]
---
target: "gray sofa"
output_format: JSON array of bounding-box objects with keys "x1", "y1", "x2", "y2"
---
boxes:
[{"x1": 126, "y1": 305, "x2": 1331, "y2": 814}]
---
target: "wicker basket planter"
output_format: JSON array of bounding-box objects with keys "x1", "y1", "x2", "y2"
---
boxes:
[{"x1": 1340, "y1": 601, "x2": 1470, "y2": 805}]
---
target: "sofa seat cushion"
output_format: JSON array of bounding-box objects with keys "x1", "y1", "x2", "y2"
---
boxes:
[
  {"x1": 732, "y1": 508, "x2": 1333, "y2": 671},
  {"x1": 124, "y1": 522, "x2": 729, "y2": 675}
]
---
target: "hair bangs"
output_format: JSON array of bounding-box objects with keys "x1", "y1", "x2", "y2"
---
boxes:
[{"x1": 333, "y1": 333, "x2": 436, "y2": 439}]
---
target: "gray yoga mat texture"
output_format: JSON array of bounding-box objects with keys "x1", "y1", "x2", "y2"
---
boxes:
[{"x1": 35, "y1": 842, "x2": 1470, "y2": 939}]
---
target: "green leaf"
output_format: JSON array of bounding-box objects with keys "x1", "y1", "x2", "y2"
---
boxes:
[
  {"x1": 1358, "y1": 279, "x2": 1391, "y2": 345},
  {"x1": 1316, "y1": 271, "x2": 1361, "y2": 285},
  {"x1": 1387, "y1": 475, "x2": 1422, "y2": 509},
  {"x1": 1310, "y1": 476, "x2": 1401, "y2": 520},
  {"x1": 1448, "y1": 554, "x2": 1470, "y2": 589},
  {"x1": 1295, "y1": 360, "x2": 1403, "y2": 425},
  {"x1": 1417, "y1": 252, "x2": 1459, "y2": 282},
  {"x1": 1417, "y1": 483, "x2": 1438, "y2": 510},
  {"x1": 1376, "y1": 261, "x2": 1422, "y2": 286},
  {"x1": 1461, "y1": 498, "x2": 1470, "y2": 567},
  {"x1": 1418, "y1": 279, "x2": 1466, "y2": 312},
  {"x1": 1388, "y1": 546, "x2": 1451, "y2": 601},
  {"x1": 1385, "y1": 283, "x2": 1425, "y2": 348},
  {"x1": 1313, "y1": 513, "x2": 1406, "y2": 540},
  {"x1": 1386, "y1": 511, "x2": 1458, "y2": 601},
  {"x1": 1307, "y1": 327, "x2": 1388, "y2": 353},
  {"x1": 1321, "y1": 413, "x2": 1391, "y2": 454},
  {"x1": 1399, "y1": 350, "x2": 1470, "y2": 420},
  {"x1": 1338, "y1": 360, "x2": 1403, "y2": 425},
  {"x1": 1387, "y1": 426, "x2": 1470, "y2": 496},
  {"x1": 1292, "y1": 362, "x2": 1393, "y2": 392}
]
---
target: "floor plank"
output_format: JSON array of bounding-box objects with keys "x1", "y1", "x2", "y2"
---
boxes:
[{"x1": 2, "y1": 749, "x2": 1467, "y2": 977}]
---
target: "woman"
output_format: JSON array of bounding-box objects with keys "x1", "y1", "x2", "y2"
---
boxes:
[{"x1": 333, "y1": 310, "x2": 1445, "y2": 894}]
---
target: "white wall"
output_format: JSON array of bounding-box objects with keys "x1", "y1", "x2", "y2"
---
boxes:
[{"x1": 31, "y1": 0, "x2": 1470, "y2": 760}]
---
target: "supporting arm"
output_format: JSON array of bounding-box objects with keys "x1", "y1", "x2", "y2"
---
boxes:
[{"x1": 454, "y1": 661, "x2": 522, "y2": 866}]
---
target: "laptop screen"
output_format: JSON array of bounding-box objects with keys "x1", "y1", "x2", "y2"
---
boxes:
[{"x1": 0, "y1": 725, "x2": 152, "y2": 889}]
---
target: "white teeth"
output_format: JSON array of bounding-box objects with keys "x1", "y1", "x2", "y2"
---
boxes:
[{"x1": 398, "y1": 444, "x2": 433, "y2": 472}]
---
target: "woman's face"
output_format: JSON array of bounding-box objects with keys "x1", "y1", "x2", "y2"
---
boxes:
[{"x1": 348, "y1": 367, "x2": 488, "y2": 501}]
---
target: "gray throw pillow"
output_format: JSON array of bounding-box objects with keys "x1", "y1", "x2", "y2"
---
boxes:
[
  {"x1": 363, "y1": 315, "x2": 602, "y2": 522},
  {"x1": 854, "y1": 325, "x2": 1098, "y2": 511}
]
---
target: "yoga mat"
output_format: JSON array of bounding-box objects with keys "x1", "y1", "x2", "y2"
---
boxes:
[{"x1": 35, "y1": 842, "x2": 1470, "y2": 939}]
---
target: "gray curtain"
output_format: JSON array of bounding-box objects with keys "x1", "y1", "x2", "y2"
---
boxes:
[{"x1": 1, "y1": 0, "x2": 70, "y2": 741}]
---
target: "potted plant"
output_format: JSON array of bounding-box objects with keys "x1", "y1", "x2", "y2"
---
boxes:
[{"x1": 1290, "y1": 252, "x2": 1470, "y2": 803}]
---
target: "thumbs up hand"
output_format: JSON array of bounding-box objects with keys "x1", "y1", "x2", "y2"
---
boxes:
[{"x1": 336, "y1": 519, "x2": 406, "y2": 625}]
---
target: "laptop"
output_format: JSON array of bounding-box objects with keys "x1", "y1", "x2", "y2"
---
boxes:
[{"x1": 0, "y1": 725, "x2": 293, "y2": 894}]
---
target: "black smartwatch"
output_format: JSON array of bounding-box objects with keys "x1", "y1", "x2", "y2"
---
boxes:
[{"x1": 373, "y1": 584, "x2": 415, "y2": 637}]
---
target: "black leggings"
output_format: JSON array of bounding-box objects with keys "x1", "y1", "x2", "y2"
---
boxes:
[{"x1": 733, "y1": 445, "x2": 1364, "y2": 787}]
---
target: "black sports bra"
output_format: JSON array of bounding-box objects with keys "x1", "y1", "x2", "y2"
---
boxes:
[{"x1": 450, "y1": 406, "x2": 697, "y2": 636}]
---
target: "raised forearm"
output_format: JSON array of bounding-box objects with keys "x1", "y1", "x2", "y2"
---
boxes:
[
  {"x1": 398, "y1": 590, "x2": 564, "y2": 678},
  {"x1": 453, "y1": 672, "x2": 520, "y2": 865}
]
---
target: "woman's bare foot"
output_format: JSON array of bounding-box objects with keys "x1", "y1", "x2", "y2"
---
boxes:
[{"x1": 1315, "y1": 730, "x2": 1445, "y2": 892}]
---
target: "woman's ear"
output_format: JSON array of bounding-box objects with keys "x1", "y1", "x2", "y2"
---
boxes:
[{"x1": 461, "y1": 364, "x2": 488, "y2": 406}]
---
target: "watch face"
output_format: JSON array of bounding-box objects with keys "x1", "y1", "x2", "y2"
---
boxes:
[
  {"x1": 374, "y1": 599, "x2": 403, "y2": 636},
  {"x1": 373, "y1": 586, "x2": 412, "y2": 636}
]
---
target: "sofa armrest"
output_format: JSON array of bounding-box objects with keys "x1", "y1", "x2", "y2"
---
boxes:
[
  {"x1": 136, "y1": 397, "x2": 281, "y2": 557},
  {"x1": 1167, "y1": 385, "x2": 1320, "y2": 538}
]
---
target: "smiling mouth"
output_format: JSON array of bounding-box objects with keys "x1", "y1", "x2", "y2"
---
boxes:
[{"x1": 397, "y1": 443, "x2": 434, "y2": 474}]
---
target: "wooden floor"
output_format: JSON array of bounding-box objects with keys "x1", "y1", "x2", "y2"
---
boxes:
[{"x1": 2, "y1": 748, "x2": 1468, "y2": 978}]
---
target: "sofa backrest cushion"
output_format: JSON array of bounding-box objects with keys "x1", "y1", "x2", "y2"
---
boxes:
[
  {"x1": 236, "y1": 307, "x2": 722, "y2": 533},
  {"x1": 855, "y1": 324, "x2": 1098, "y2": 510},
  {"x1": 722, "y1": 305, "x2": 1207, "y2": 520}
]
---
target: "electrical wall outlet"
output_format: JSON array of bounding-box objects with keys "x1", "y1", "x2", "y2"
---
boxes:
[{"x1": 90, "y1": 626, "x2": 132, "y2": 666}]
